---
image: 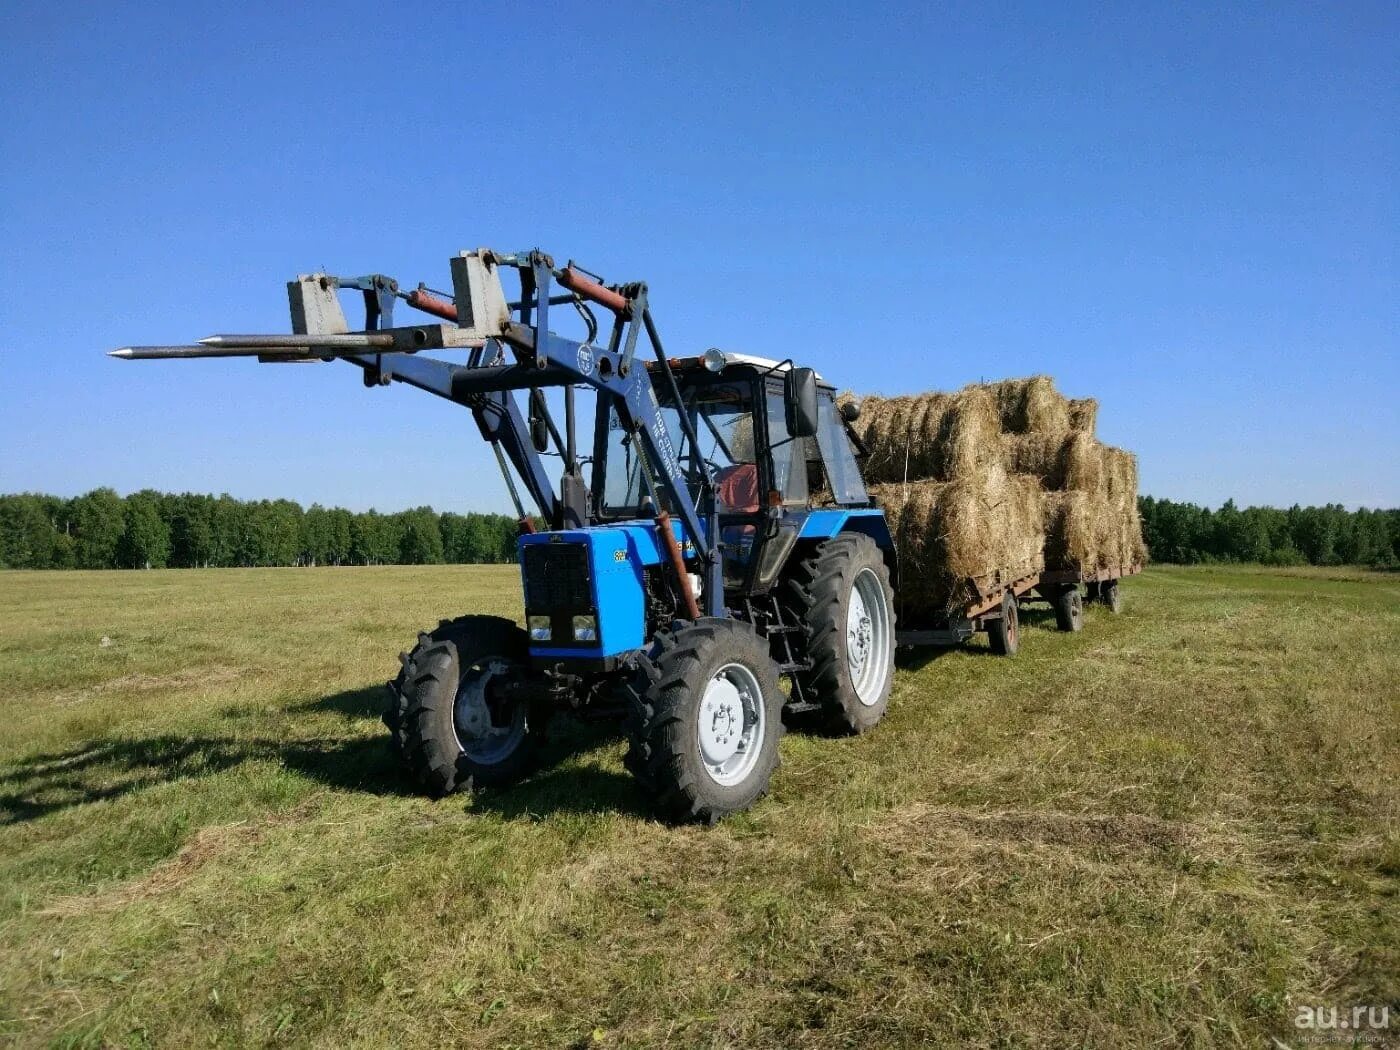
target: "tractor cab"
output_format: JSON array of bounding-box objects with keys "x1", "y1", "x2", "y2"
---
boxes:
[{"x1": 594, "y1": 351, "x2": 871, "y2": 595}]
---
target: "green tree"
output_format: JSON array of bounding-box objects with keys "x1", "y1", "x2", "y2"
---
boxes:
[
  {"x1": 209, "y1": 495, "x2": 245, "y2": 566},
  {"x1": 351, "y1": 511, "x2": 396, "y2": 565},
  {"x1": 169, "y1": 494, "x2": 215, "y2": 567},
  {"x1": 72, "y1": 487, "x2": 126, "y2": 568},
  {"x1": 302, "y1": 504, "x2": 332, "y2": 566},
  {"x1": 397, "y1": 508, "x2": 444, "y2": 565},
  {"x1": 117, "y1": 493, "x2": 171, "y2": 569},
  {"x1": 326, "y1": 508, "x2": 353, "y2": 566},
  {"x1": 0, "y1": 495, "x2": 58, "y2": 568}
]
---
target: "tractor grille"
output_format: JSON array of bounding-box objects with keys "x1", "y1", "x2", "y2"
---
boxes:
[{"x1": 522, "y1": 543, "x2": 591, "y2": 613}]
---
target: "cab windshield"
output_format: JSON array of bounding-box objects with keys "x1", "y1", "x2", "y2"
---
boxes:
[{"x1": 600, "y1": 381, "x2": 755, "y2": 517}]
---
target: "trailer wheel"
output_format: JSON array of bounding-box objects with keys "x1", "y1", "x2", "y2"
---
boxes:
[
  {"x1": 1100, "y1": 579, "x2": 1122, "y2": 614},
  {"x1": 625, "y1": 618, "x2": 784, "y2": 824},
  {"x1": 394, "y1": 615, "x2": 541, "y2": 797},
  {"x1": 987, "y1": 593, "x2": 1020, "y2": 655},
  {"x1": 1052, "y1": 587, "x2": 1084, "y2": 632},
  {"x1": 787, "y1": 533, "x2": 896, "y2": 733}
]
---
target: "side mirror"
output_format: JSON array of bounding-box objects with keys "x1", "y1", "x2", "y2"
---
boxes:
[
  {"x1": 530, "y1": 414, "x2": 549, "y2": 453},
  {"x1": 839, "y1": 400, "x2": 861, "y2": 423},
  {"x1": 785, "y1": 367, "x2": 819, "y2": 439}
]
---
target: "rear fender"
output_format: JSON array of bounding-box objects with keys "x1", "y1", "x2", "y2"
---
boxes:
[{"x1": 796, "y1": 508, "x2": 897, "y2": 589}]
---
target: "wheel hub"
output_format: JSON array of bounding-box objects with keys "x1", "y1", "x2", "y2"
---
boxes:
[
  {"x1": 454, "y1": 657, "x2": 526, "y2": 763},
  {"x1": 696, "y1": 662, "x2": 765, "y2": 786},
  {"x1": 847, "y1": 568, "x2": 892, "y2": 706},
  {"x1": 699, "y1": 677, "x2": 744, "y2": 765},
  {"x1": 847, "y1": 589, "x2": 873, "y2": 677}
]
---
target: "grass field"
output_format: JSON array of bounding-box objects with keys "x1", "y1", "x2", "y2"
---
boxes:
[{"x1": 0, "y1": 565, "x2": 1396, "y2": 1048}]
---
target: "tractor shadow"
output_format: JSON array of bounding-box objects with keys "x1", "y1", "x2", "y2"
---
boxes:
[
  {"x1": 281, "y1": 685, "x2": 657, "y2": 821},
  {"x1": 893, "y1": 640, "x2": 1002, "y2": 672},
  {"x1": 0, "y1": 686, "x2": 652, "y2": 825}
]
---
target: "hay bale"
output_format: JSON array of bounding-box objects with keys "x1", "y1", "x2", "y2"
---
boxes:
[
  {"x1": 1062, "y1": 432, "x2": 1105, "y2": 494},
  {"x1": 932, "y1": 386, "x2": 1001, "y2": 480},
  {"x1": 988, "y1": 375, "x2": 1070, "y2": 435},
  {"x1": 850, "y1": 394, "x2": 946, "y2": 482},
  {"x1": 1067, "y1": 397, "x2": 1098, "y2": 435},
  {"x1": 1043, "y1": 490, "x2": 1114, "y2": 572},
  {"x1": 1047, "y1": 445, "x2": 1146, "y2": 571},
  {"x1": 871, "y1": 467, "x2": 1044, "y2": 616},
  {"x1": 1101, "y1": 446, "x2": 1138, "y2": 510},
  {"x1": 852, "y1": 387, "x2": 998, "y2": 483},
  {"x1": 1000, "y1": 432, "x2": 1071, "y2": 489}
]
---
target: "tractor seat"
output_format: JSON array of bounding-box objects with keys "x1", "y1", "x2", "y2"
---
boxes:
[
  {"x1": 714, "y1": 463, "x2": 760, "y2": 515},
  {"x1": 715, "y1": 464, "x2": 759, "y2": 564}
]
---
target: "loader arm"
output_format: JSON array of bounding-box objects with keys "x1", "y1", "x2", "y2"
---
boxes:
[{"x1": 109, "y1": 247, "x2": 723, "y2": 614}]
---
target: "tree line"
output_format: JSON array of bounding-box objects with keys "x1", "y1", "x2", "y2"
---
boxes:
[
  {"x1": 1, "y1": 489, "x2": 1396, "y2": 570},
  {"x1": 1138, "y1": 497, "x2": 1398, "y2": 569},
  {"x1": 0, "y1": 490, "x2": 524, "y2": 569}
]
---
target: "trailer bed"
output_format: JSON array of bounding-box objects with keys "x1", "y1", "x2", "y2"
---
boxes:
[
  {"x1": 1039, "y1": 561, "x2": 1142, "y2": 587},
  {"x1": 895, "y1": 562, "x2": 1042, "y2": 647}
]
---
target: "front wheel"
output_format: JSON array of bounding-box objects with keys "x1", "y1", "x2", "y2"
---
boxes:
[
  {"x1": 388, "y1": 615, "x2": 542, "y2": 797},
  {"x1": 625, "y1": 619, "x2": 785, "y2": 824}
]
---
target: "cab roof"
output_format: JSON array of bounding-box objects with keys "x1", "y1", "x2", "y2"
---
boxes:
[{"x1": 647, "y1": 350, "x2": 825, "y2": 382}]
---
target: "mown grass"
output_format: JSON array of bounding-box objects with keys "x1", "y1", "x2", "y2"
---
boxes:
[{"x1": 0, "y1": 565, "x2": 1396, "y2": 1048}]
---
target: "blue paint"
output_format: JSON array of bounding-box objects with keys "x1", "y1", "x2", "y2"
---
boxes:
[
  {"x1": 518, "y1": 518, "x2": 703, "y2": 659},
  {"x1": 798, "y1": 508, "x2": 891, "y2": 550}
]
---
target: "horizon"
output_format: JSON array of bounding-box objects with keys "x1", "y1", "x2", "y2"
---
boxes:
[{"x1": 0, "y1": 483, "x2": 1393, "y2": 517}]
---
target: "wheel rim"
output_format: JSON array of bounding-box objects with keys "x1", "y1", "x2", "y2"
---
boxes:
[
  {"x1": 453, "y1": 655, "x2": 527, "y2": 765},
  {"x1": 847, "y1": 567, "x2": 892, "y2": 706},
  {"x1": 1007, "y1": 601, "x2": 1019, "y2": 647},
  {"x1": 697, "y1": 662, "x2": 766, "y2": 787}
]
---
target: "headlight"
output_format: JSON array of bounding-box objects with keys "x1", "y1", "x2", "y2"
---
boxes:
[
  {"x1": 528, "y1": 615, "x2": 551, "y2": 641},
  {"x1": 572, "y1": 615, "x2": 598, "y2": 642}
]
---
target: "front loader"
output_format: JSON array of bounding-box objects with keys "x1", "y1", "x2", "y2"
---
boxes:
[{"x1": 111, "y1": 247, "x2": 898, "y2": 822}]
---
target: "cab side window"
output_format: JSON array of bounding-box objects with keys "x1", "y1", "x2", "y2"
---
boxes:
[
  {"x1": 765, "y1": 386, "x2": 808, "y2": 506},
  {"x1": 814, "y1": 392, "x2": 868, "y2": 505}
]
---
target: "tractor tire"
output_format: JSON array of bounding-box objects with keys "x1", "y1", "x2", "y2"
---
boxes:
[
  {"x1": 987, "y1": 592, "x2": 1020, "y2": 655},
  {"x1": 1052, "y1": 587, "x2": 1084, "y2": 632},
  {"x1": 1100, "y1": 579, "x2": 1122, "y2": 614},
  {"x1": 787, "y1": 533, "x2": 896, "y2": 733},
  {"x1": 391, "y1": 615, "x2": 541, "y2": 797},
  {"x1": 624, "y1": 618, "x2": 784, "y2": 824}
]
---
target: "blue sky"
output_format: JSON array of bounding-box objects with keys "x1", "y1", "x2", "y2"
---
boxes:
[{"x1": 0, "y1": 2, "x2": 1395, "y2": 513}]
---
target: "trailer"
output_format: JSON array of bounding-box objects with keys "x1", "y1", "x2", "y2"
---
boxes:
[
  {"x1": 894, "y1": 559, "x2": 1141, "y2": 654},
  {"x1": 894, "y1": 561, "x2": 1043, "y2": 656}
]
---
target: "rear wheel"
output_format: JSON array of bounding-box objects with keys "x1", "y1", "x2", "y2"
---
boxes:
[
  {"x1": 390, "y1": 615, "x2": 542, "y2": 797},
  {"x1": 1052, "y1": 587, "x2": 1084, "y2": 632},
  {"x1": 987, "y1": 592, "x2": 1020, "y2": 655},
  {"x1": 788, "y1": 533, "x2": 896, "y2": 733},
  {"x1": 1100, "y1": 579, "x2": 1122, "y2": 613},
  {"x1": 625, "y1": 618, "x2": 784, "y2": 824}
]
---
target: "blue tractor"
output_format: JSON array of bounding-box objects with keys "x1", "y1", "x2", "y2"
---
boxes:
[{"x1": 110, "y1": 248, "x2": 897, "y2": 822}]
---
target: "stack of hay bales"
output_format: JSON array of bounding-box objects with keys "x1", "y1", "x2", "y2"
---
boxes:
[{"x1": 846, "y1": 375, "x2": 1145, "y2": 619}]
